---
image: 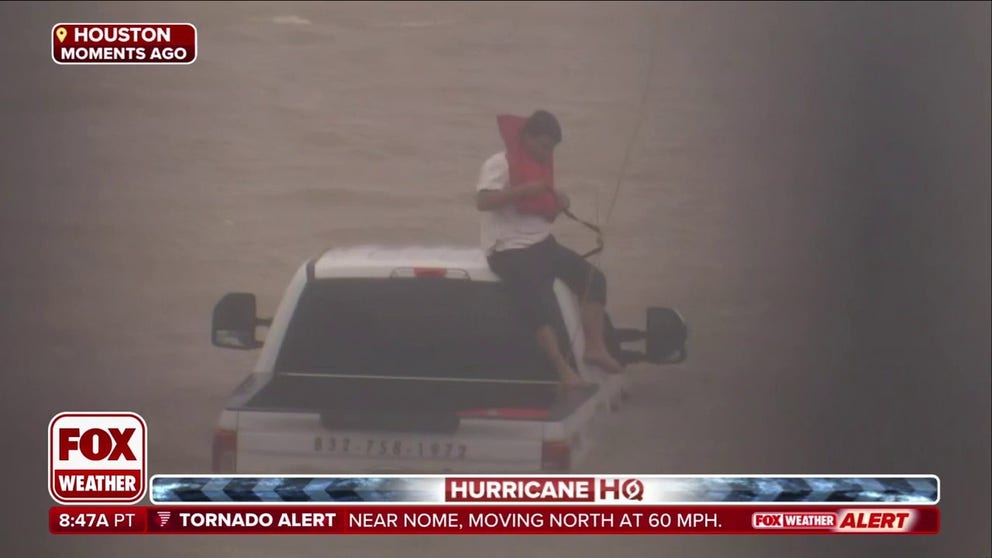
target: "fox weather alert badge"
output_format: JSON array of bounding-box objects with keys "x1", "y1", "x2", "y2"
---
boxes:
[{"x1": 49, "y1": 412, "x2": 147, "y2": 504}]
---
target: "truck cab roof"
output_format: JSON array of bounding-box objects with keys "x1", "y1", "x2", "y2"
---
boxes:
[{"x1": 309, "y1": 246, "x2": 499, "y2": 281}]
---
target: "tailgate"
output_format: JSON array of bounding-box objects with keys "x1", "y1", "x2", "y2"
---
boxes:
[{"x1": 226, "y1": 378, "x2": 602, "y2": 473}]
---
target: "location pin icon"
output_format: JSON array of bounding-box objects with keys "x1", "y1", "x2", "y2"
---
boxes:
[{"x1": 56, "y1": 27, "x2": 67, "y2": 43}]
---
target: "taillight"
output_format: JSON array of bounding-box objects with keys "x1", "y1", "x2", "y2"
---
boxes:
[
  {"x1": 212, "y1": 429, "x2": 237, "y2": 473},
  {"x1": 413, "y1": 267, "x2": 448, "y2": 278},
  {"x1": 541, "y1": 440, "x2": 571, "y2": 471},
  {"x1": 458, "y1": 408, "x2": 550, "y2": 420},
  {"x1": 390, "y1": 267, "x2": 470, "y2": 279}
]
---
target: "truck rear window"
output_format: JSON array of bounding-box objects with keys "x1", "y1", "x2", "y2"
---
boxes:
[{"x1": 274, "y1": 278, "x2": 561, "y2": 382}]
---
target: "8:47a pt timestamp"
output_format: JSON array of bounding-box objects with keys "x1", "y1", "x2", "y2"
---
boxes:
[{"x1": 50, "y1": 507, "x2": 146, "y2": 534}]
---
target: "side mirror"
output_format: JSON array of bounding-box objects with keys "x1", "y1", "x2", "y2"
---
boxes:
[
  {"x1": 212, "y1": 293, "x2": 266, "y2": 350},
  {"x1": 645, "y1": 307, "x2": 688, "y2": 364}
]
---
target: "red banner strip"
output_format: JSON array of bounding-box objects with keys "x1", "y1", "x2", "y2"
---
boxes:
[{"x1": 49, "y1": 505, "x2": 939, "y2": 535}]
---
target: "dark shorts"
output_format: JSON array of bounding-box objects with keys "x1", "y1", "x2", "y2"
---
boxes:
[{"x1": 487, "y1": 235, "x2": 607, "y2": 329}]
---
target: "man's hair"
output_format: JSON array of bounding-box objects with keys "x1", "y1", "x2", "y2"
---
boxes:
[{"x1": 522, "y1": 110, "x2": 562, "y2": 144}]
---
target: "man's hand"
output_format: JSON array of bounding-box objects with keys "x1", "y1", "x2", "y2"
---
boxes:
[{"x1": 515, "y1": 181, "x2": 550, "y2": 198}]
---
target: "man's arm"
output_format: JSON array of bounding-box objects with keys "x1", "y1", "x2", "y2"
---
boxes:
[
  {"x1": 476, "y1": 182, "x2": 548, "y2": 211},
  {"x1": 475, "y1": 154, "x2": 550, "y2": 211}
]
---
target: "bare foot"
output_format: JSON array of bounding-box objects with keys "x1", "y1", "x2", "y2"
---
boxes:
[
  {"x1": 584, "y1": 350, "x2": 624, "y2": 374},
  {"x1": 557, "y1": 366, "x2": 587, "y2": 387}
]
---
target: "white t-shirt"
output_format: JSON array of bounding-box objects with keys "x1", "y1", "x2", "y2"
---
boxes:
[{"x1": 476, "y1": 152, "x2": 553, "y2": 254}]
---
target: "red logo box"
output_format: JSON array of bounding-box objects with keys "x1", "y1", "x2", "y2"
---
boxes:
[{"x1": 49, "y1": 412, "x2": 147, "y2": 504}]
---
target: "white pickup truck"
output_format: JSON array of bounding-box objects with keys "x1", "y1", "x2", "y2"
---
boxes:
[{"x1": 210, "y1": 247, "x2": 687, "y2": 474}]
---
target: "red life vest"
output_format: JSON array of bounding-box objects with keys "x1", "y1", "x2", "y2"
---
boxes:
[{"x1": 497, "y1": 114, "x2": 559, "y2": 221}]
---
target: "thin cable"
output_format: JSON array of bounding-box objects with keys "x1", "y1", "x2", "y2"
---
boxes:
[
  {"x1": 600, "y1": 10, "x2": 662, "y2": 231},
  {"x1": 574, "y1": 10, "x2": 661, "y2": 311}
]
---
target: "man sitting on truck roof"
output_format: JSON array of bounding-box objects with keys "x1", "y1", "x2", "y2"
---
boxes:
[{"x1": 475, "y1": 110, "x2": 624, "y2": 385}]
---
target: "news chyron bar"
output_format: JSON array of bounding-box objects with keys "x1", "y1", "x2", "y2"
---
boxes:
[{"x1": 48, "y1": 412, "x2": 940, "y2": 536}]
